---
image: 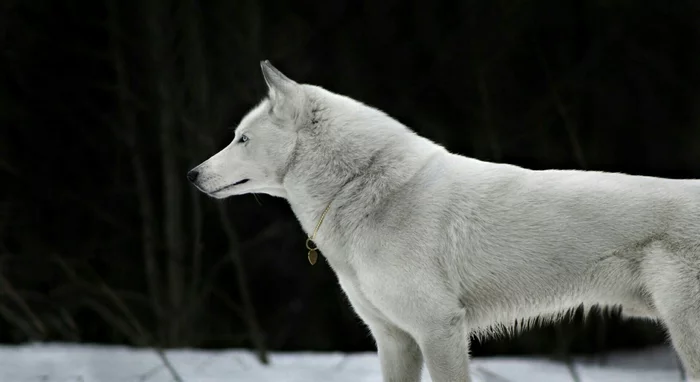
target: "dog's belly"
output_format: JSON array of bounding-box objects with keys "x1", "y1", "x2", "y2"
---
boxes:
[
  {"x1": 466, "y1": 293, "x2": 625, "y2": 332},
  {"x1": 459, "y1": 259, "x2": 657, "y2": 332}
]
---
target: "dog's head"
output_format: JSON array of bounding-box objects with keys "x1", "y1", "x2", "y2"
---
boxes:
[
  {"x1": 187, "y1": 61, "x2": 306, "y2": 199},
  {"x1": 189, "y1": 60, "x2": 409, "y2": 201}
]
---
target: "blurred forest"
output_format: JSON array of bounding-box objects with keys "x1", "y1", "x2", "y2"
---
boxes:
[{"x1": 1, "y1": 0, "x2": 700, "y2": 363}]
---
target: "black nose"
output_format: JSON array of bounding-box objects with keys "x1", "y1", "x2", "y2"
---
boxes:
[{"x1": 187, "y1": 170, "x2": 199, "y2": 183}]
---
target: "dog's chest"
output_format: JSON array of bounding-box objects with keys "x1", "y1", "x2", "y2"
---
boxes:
[
  {"x1": 335, "y1": 269, "x2": 393, "y2": 324},
  {"x1": 332, "y1": 261, "x2": 420, "y2": 329},
  {"x1": 322, "y1": 230, "x2": 431, "y2": 329}
]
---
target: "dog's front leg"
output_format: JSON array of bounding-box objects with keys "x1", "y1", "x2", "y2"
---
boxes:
[
  {"x1": 366, "y1": 319, "x2": 423, "y2": 382},
  {"x1": 417, "y1": 315, "x2": 471, "y2": 382}
]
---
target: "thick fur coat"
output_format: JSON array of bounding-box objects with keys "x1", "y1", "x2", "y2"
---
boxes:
[{"x1": 188, "y1": 61, "x2": 700, "y2": 382}]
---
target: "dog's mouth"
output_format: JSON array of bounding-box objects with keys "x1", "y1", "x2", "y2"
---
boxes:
[{"x1": 210, "y1": 179, "x2": 250, "y2": 194}]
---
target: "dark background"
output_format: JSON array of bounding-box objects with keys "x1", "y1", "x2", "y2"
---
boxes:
[{"x1": 1, "y1": 0, "x2": 699, "y2": 364}]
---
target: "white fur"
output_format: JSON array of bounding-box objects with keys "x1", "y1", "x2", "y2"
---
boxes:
[{"x1": 189, "y1": 61, "x2": 700, "y2": 382}]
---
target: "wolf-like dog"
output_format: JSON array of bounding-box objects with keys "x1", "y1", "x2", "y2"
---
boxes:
[{"x1": 188, "y1": 61, "x2": 700, "y2": 382}]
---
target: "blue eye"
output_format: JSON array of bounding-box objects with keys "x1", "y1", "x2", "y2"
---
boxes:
[{"x1": 239, "y1": 134, "x2": 249, "y2": 143}]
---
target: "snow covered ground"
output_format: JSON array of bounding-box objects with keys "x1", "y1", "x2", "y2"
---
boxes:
[{"x1": 0, "y1": 343, "x2": 685, "y2": 381}]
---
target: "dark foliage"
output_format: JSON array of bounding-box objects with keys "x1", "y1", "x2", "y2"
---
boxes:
[{"x1": 1, "y1": 0, "x2": 699, "y2": 360}]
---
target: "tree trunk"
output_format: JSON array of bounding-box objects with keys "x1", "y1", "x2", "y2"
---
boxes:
[
  {"x1": 143, "y1": 0, "x2": 186, "y2": 346},
  {"x1": 105, "y1": 0, "x2": 164, "y2": 338}
]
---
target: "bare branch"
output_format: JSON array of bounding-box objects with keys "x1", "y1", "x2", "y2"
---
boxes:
[
  {"x1": 217, "y1": 205, "x2": 269, "y2": 364},
  {"x1": 154, "y1": 348, "x2": 185, "y2": 382},
  {"x1": 0, "y1": 303, "x2": 41, "y2": 339},
  {"x1": 475, "y1": 65, "x2": 502, "y2": 161},
  {"x1": 0, "y1": 270, "x2": 46, "y2": 336},
  {"x1": 537, "y1": 47, "x2": 588, "y2": 169}
]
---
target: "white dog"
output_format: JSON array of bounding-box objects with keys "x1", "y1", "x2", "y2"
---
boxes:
[{"x1": 188, "y1": 61, "x2": 700, "y2": 382}]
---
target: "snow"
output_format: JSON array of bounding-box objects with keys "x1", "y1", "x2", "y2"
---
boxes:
[{"x1": 0, "y1": 343, "x2": 685, "y2": 381}]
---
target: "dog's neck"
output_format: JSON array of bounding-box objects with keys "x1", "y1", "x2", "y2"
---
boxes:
[{"x1": 282, "y1": 128, "x2": 443, "y2": 265}]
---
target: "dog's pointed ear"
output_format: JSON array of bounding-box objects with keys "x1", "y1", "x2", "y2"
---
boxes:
[
  {"x1": 261, "y1": 60, "x2": 296, "y2": 95},
  {"x1": 260, "y1": 60, "x2": 304, "y2": 121}
]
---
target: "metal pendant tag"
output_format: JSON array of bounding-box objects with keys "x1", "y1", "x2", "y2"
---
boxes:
[
  {"x1": 306, "y1": 238, "x2": 318, "y2": 266},
  {"x1": 308, "y1": 249, "x2": 318, "y2": 265}
]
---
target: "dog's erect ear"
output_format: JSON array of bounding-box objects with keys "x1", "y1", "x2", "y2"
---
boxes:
[
  {"x1": 260, "y1": 60, "x2": 304, "y2": 121},
  {"x1": 261, "y1": 60, "x2": 297, "y2": 95}
]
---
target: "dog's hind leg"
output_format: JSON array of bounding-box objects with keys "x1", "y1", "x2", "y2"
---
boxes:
[
  {"x1": 646, "y1": 251, "x2": 700, "y2": 381},
  {"x1": 659, "y1": 304, "x2": 700, "y2": 381}
]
